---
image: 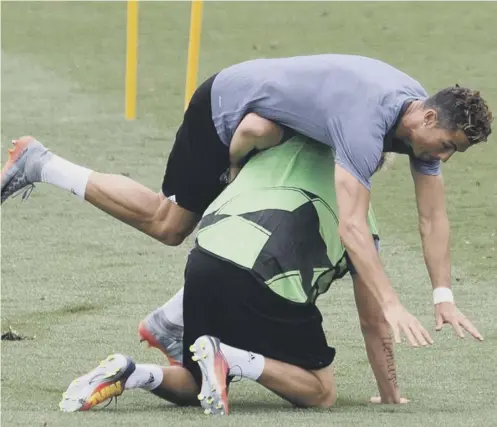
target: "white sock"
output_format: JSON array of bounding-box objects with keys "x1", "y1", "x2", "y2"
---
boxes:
[
  {"x1": 161, "y1": 288, "x2": 184, "y2": 327},
  {"x1": 40, "y1": 155, "x2": 92, "y2": 199},
  {"x1": 220, "y1": 343, "x2": 265, "y2": 381},
  {"x1": 125, "y1": 364, "x2": 164, "y2": 391}
]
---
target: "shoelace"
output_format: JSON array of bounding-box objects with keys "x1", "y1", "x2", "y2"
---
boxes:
[
  {"x1": 103, "y1": 396, "x2": 118, "y2": 409},
  {"x1": 86, "y1": 366, "x2": 121, "y2": 410},
  {"x1": 227, "y1": 365, "x2": 243, "y2": 384},
  {"x1": 11, "y1": 183, "x2": 35, "y2": 202}
]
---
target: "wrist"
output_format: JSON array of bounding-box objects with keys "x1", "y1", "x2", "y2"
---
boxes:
[
  {"x1": 379, "y1": 293, "x2": 401, "y2": 309},
  {"x1": 229, "y1": 156, "x2": 243, "y2": 167},
  {"x1": 433, "y1": 287, "x2": 454, "y2": 305},
  {"x1": 228, "y1": 165, "x2": 242, "y2": 183},
  {"x1": 379, "y1": 387, "x2": 401, "y2": 404},
  {"x1": 381, "y1": 395, "x2": 401, "y2": 404}
]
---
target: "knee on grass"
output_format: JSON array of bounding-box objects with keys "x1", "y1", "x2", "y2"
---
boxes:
[
  {"x1": 292, "y1": 381, "x2": 337, "y2": 409},
  {"x1": 309, "y1": 384, "x2": 337, "y2": 409}
]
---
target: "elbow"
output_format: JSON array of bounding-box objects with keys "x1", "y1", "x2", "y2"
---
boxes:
[
  {"x1": 418, "y1": 213, "x2": 449, "y2": 238},
  {"x1": 238, "y1": 113, "x2": 282, "y2": 141},
  {"x1": 417, "y1": 215, "x2": 432, "y2": 238},
  {"x1": 338, "y1": 220, "x2": 360, "y2": 249}
]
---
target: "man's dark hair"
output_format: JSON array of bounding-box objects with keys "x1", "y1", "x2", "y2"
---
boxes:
[{"x1": 424, "y1": 85, "x2": 493, "y2": 144}]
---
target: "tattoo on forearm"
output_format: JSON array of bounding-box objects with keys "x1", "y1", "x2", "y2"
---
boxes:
[{"x1": 382, "y1": 337, "x2": 398, "y2": 389}]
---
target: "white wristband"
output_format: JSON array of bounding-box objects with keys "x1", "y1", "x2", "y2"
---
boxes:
[{"x1": 433, "y1": 287, "x2": 454, "y2": 305}]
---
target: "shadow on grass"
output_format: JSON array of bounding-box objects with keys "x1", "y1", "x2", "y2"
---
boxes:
[
  {"x1": 2, "y1": 303, "x2": 104, "y2": 343},
  {"x1": 43, "y1": 395, "x2": 470, "y2": 417},
  {"x1": 52, "y1": 303, "x2": 101, "y2": 316},
  {"x1": 101, "y1": 397, "x2": 367, "y2": 415},
  {"x1": 3, "y1": 302, "x2": 104, "y2": 328}
]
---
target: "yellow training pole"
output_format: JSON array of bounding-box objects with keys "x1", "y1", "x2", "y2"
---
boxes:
[
  {"x1": 184, "y1": 0, "x2": 204, "y2": 110},
  {"x1": 125, "y1": 0, "x2": 139, "y2": 120}
]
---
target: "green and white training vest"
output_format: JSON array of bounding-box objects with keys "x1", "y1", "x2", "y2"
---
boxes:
[{"x1": 196, "y1": 136, "x2": 379, "y2": 304}]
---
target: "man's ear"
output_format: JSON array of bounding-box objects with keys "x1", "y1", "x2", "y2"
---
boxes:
[{"x1": 423, "y1": 109, "x2": 438, "y2": 127}]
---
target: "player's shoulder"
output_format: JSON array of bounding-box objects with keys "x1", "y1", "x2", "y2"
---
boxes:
[
  {"x1": 329, "y1": 55, "x2": 428, "y2": 113},
  {"x1": 361, "y1": 59, "x2": 428, "y2": 130},
  {"x1": 337, "y1": 55, "x2": 427, "y2": 97},
  {"x1": 373, "y1": 59, "x2": 428, "y2": 99}
]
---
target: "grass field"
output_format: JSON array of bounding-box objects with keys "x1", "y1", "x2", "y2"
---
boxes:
[{"x1": 1, "y1": 2, "x2": 496, "y2": 427}]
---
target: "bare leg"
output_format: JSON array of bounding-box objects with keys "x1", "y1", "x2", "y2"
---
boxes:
[
  {"x1": 150, "y1": 366, "x2": 200, "y2": 406},
  {"x1": 2, "y1": 136, "x2": 200, "y2": 245},
  {"x1": 258, "y1": 359, "x2": 336, "y2": 408},
  {"x1": 215, "y1": 340, "x2": 336, "y2": 409},
  {"x1": 60, "y1": 356, "x2": 200, "y2": 412},
  {"x1": 85, "y1": 173, "x2": 200, "y2": 245},
  {"x1": 4, "y1": 136, "x2": 201, "y2": 246}
]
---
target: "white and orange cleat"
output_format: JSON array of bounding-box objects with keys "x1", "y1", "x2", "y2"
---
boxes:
[
  {"x1": 138, "y1": 307, "x2": 184, "y2": 366},
  {"x1": 59, "y1": 354, "x2": 136, "y2": 412},
  {"x1": 191, "y1": 335, "x2": 229, "y2": 415},
  {"x1": 1, "y1": 136, "x2": 51, "y2": 204}
]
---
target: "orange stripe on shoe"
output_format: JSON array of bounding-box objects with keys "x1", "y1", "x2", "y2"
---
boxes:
[{"x1": 138, "y1": 322, "x2": 180, "y2": 367}]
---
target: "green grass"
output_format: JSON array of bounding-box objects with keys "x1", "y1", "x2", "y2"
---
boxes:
[{"x1": 1, "y1": 1, "x2": 496, "y2": 426}]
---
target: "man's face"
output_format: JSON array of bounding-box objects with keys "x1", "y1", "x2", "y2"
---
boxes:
[{"x1": 409, "y1": 109, "x2": 470, "y2": 162}]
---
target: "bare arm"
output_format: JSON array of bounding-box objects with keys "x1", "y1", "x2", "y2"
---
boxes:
[
  {"x1": 229, "y1": 113, "x2": 284, "y2": 166},
  {"x1": 411, "y1": 167, "x2": 451, "y2": 289},
  {"x1": 335, "y1": 165, "x2": 399, "y2": 306},
  {"x1": 412, "y1": 167, "x2": 483, "y2": 340},
  {"x1": 335, "y1": 164, "x2": 432, "y2": 346},
  {"x1": 353, "y1": 273, "x2": 401, "y2": 403}
]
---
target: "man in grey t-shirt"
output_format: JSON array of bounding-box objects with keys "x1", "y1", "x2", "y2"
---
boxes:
[
  {"x1": 212, "y1": 54, "x2": 440, "y2": 189},
  {"x1": 2, "y1": 54, "x2": 492, "y2": 354},
  {"x1": 213, "y1": 55, "x2": 492, "y2": 349}
]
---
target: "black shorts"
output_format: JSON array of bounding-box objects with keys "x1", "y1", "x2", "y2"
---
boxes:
[
  {"x1": 182, "y1": 248, "x2": 336, "y2": 387},
  {"x1": 162, "y1": 74, "x2": 229, "y2": 215}
]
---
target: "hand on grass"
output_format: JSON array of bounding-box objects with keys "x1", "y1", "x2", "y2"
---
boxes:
[
  {"x1": 435, "y1": 302, "x2": 483, "y2": 341},
  {"x1": 383, "y1": 301, "x2": 433, "y2": 347},
  {"x1": 370, "y1": 396, "x2": 409, "y2": 404}
]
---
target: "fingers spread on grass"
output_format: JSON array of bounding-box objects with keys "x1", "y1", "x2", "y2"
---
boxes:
[
  {"x1": 449, "y1": 318, "x2": 466, "y2": 338},
  {"x1": 460, "y1": 317, "x2": 483, "y2": 341},
  {"x1": 409, "y1": 323, "x2": 428, "y2": 346},
  {"x1": 391, "y1": 324, "x2": 401, "y2": 344},
  {"x1": 369, "y1": 396, "x2": 409, "y2": 404},
  {"x1": 421, "y1": 325, "x2": 434, "y2": 345},
  {"x1": 435, "y1": 313, "x2": 444, "y2": 331},
  {"x1": 401, "y1": 323, "x2": 418, "y2": 347}
]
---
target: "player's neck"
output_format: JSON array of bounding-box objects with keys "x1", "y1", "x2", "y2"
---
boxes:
[{"x1": 395, "y1": 100, "x2": 425, "y2": 143}]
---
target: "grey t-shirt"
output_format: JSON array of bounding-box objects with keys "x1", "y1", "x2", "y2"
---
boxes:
[{"x1": 211, "y1": 54, "x2": 440, "y2": 190}]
